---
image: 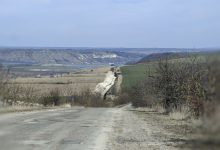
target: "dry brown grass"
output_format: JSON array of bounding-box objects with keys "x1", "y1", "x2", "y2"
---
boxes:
[
  {"x1": 169, "y1": 106, "x2": 191, "y2": 120},
  {"x1": 12, "y1": 74, "x2": 104, "y2": 84},
  {"x1": 154, "y1": 104, "x2": 166, "y2": 114},
  {"x1": 0, "y1": 105, "x2": 43, "y2": 113},
  {"x1": 8, "y1": 67, "x2": 109, "y2": 96}
]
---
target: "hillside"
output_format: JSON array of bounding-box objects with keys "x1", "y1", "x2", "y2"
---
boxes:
[
  {"x1": 0, "y1": 48, "x2": 144, "y2": 66},
  {"x1": 136, "y1": 52, "x2": 189, "y2": 63}
]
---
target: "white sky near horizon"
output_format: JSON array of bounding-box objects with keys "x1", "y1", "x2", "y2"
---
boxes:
[{"x1": 0, "y1": 0, "x2": 219, "y2": 48}]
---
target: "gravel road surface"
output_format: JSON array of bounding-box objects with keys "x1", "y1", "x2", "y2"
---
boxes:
[
  {"x1": 0, "y1": 107, "x2": 119, "y2": 150},
  {"x1": 0, "y1": 105, "x2": 214, "y2": 150}
]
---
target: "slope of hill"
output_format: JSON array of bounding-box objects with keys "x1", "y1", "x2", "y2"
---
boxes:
[
  {"x1": 0, "y1": 48, "x2": 144, "y2": 66},
  {"x1": 136, "y1": 52, "x2": 189, "y2": 63}
]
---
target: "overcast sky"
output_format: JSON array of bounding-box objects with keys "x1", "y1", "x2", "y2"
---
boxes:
[{"x1": 0, "y1": 0, "x2": 219, "y2": 48}]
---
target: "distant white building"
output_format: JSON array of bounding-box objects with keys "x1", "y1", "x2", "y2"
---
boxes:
[{"x1": 109, "y1": 63, "x2": 115, "y2": 66}]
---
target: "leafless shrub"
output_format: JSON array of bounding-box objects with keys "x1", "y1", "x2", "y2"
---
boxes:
[
  {"x1": 0, "y1": 64, "x2": 9, "y2": 105},
  {"x1": 114, "y1": 92, "x2": 130, "y2": 105},
  {"x1": 124, "y1": 55, "x2": 212, "y2": 117},
  {"x1": 74, "y1": 89, "x2": 108, "y2": 107},
  {"x1": 169, "y1": 105, "x2": 191, "y2": 120},
  {"x1": 2, "y1": 83, "x2": 41, "y2": 106},
  {"x1": 40, "y1": 88, "x2": 61, "y2": 106},
  {"x1": 4, "y1": 84, "x2": 23, "y2": 105},
  {"x1": 1, "y1": 65, "x2": 39, "y2": 106},
  {"x1": 63, "y1": 85, "x2": 75, "y2": 97},
  {"x1": 203, "y1": 59, "x2": 220, "y2": 115},
  {"x1": 129, "y1": 83, "x2": 147, "y2": 107},
  {"x1": 147, "y1": 57, "x2": 207, "y2": 116},
  {"x1": 21, "y1": 86, "x2": 38, "y2": 103},
  {"x1": 200, "y1": 58, "x2": 220, "y2": 136},
  {"x1": 154, "y1": 104, "x2": 166, "y2": 114}
]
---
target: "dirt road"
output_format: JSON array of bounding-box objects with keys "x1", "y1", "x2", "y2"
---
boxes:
[{"x1": 0, "y1": 106, "x2": 214, "y2": 150}]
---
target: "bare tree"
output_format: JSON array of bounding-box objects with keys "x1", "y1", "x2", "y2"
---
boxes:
[{"x1": 0, "y1": 64, "x2": 9, "y2": 106}]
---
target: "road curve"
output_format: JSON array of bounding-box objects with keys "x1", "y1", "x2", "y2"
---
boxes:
[{"x1": 0, "y1": 107, "x2": 120, "y2": 150}]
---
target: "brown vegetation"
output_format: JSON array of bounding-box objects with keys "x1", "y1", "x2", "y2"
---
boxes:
[
  {"x1": 0, "y1": 66, "x2": 110, "y2": 108},
  {"x1": 122, "y1": 55, "x2": 220, "y2": 145},
  {"x1": 114, "y1": 93, "x2": 130, "y2": 106},
  {"x1": 73, "y1": 89, "x2": 108, "y2": 107},
  {"x1": 9, "y1": 67, "x2": 109, "y2": 96},
  {"x1": 0, "y1": 64, "x2": 10, "y2": 106},
  {"x1": 127, "y1": 56, "x2": 219, "y2": 117}
]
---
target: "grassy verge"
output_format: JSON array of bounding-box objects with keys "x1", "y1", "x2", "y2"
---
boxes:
[
  {"x1": 121, "y1": 63, "x2": 155, "y2": 91},
  {"x1": 0, "y1": 106, "x2": 44, "y2": 114}
]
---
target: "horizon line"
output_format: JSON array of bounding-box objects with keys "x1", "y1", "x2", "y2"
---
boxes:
[{"x1": 0, "y1": 45, "x2": 219, "y2": 50}]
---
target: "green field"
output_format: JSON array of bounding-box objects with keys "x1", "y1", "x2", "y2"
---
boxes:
[
  {"x1": 121, "y1": 63, "x2": 155, "y2": 91},
  {"x1": 120, "y1": 57, "x2": 204, "y2": 91},
  {"x1": 120, "y1": 52, "x2": 220, "y2": 92}
]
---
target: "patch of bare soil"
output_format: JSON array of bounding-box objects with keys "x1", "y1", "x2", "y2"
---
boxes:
[{"x1": 106, "y1": 105, "x2": 220, "y2": 150}]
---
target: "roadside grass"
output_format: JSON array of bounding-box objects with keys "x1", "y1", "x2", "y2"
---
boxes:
[
  {"x1": 169, "y1": 106, "x2": 191, "y2": 120},
  {"x1": 121, "y1": 63, "x2": 156, "y2": 91},
  {"x1": 0, "y1": 105, "x2": 43, "y2": 114},
  {"x1": 154, "y1": 104, "x2": 166, "y2": 114}
]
